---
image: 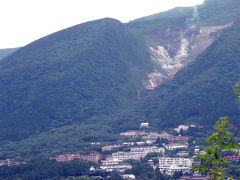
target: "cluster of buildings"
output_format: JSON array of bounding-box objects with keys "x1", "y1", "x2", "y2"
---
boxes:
[
  {"x1": 100, "y1": 146, "x2": 165, "y2": 172},
  {"x1": 5, "y1": 122, "x2": 235, "y2": 180},
  {"x1": 49, "y1": 122, "x2": 195, "y2": 175},
  {"x1": 159, "y1": 157, "x2": 193, "y2": 175},
  {"x1": 120, "y1": 130, "x2": 189, "y2": 145},
  {"x1": 97, "y1": 123, "x2": 195, "y2": 175},
  {"x1": 50, "y1": 151, "x2": 102, "y2": 162},
  {"x1": 0, "y1": 157, "x2": 26, "y2": 167},
  {"x1": 164, "y1": 143, "x2": 188, "y2": 150},
  {"x1": 102, "y1": 129, "x2": 189, "y2": 153}
]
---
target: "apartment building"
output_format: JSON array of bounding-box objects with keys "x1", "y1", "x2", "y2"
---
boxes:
[
  {"x1": 159, "y1": 157, "x2": 193, "y2": 173},
  {"x1": 100, "y1": 163, "x2": 132, "y2": 172},
  {"x1": 164, "y1": 143, "x2": 188, "y2": 150}
]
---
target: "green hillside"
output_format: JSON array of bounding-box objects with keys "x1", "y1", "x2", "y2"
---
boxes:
[
  {"x1": 1, "y1": 20, "x2": 240, "y2": 158},
  {"x1": 0, "y1": 0, "x2": 239, "y2": 158},
  {"x1": 0, "y1": 18, "x2": 152, "y2": 142}
]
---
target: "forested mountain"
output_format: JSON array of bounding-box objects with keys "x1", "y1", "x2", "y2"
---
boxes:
[
  {"x1": 0, "y1": 0, "x2": 239, "y2": 158},
  {"x1": 0, "y1": 18, "x2": 152, "y2": 142}
]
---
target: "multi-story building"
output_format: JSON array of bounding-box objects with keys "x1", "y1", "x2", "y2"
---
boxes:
[
  {"x1": 135, "y1": 141, "x2": 145, "y2": 145},
  {"x1": 158, "y1": 132, "x2": 172, "y2": 139},
  {"x1": 164, "y1": 143, "x2": 188, "y2": 150},
  {"x1": 100, "y1": 163, "x2": 132, "y2": 172},
  {"x1": 159, "y1": 157, "x2": 193, "y2": 168},
  {"x1": 79, "y1": 151, "x2": 102, "y2": 162},
  {"x1": 142, "y1": 133, "x2": 189, "y2": 143},
  {"x1": 120, "y1": 130, "x2": 147, "y2": 137},
  {"x1": 159, "y1": 157, "x2": 193, "y2": 174},
  {"x1": 107, "y1": 146, "x2": 165, "y2": 162},
  {"x1": 110, "y1": 151, "x2": 144, "y2": 161},
  {"x1": 121, "y1": 174, "x2": 136, "y2": 179},
  {"x1": 163, "y1": 166, "x2": 192, "y2": 175},
  {"x1": 102, "y1": 144, "x2": 122, "y2": 151},
  {"x1": 51, "y1": 151, "x2": 101, "y2": 162},
  {"x1": 177, "y1": 151, "x2": 189, "y2": 157},
  {"x1": 142, "y1": 132, "x2": 171, "y2": 141},
  {"x1": 101, "y1": 158, "x2": 122, "y2": 165},
  {"x1": 0, "y1": 159, "x2": 12, "y2": 166},
  {"x1": 0, "y1": 158, "x2": 26, "y2": 167},
  {"x1": 130, "y1": 146, "x2": 165, "y2": 154},
  {"x1": 51, "y1": 152, "x2": 76, "y2": 162},
  {"x1": 167, "y1": 135, "x2": 189, "y2": 142},
  {"x1": 140, "y1": 122, "x2": 149, "y2": 128}
]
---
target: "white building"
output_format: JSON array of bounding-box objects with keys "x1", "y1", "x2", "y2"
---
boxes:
[
  {"x1": 106, "y1": 146, "x2": 165, "y2": 162},
  {"x1": 164, "y1": 143, "x2": 188, "y2": 150},
  {"x1": 145, "y1": 139, "x2": 155, "y2": 144},
  {"x1": 142, "y1": 132, "x2": 172, "y2": 141},
  {"x1": 135, "y1": 141, "x2": 145, "y2": 145},
  {"x1": 174, "y1": 125, "x2": 190, "y2": 133},
  {"x1": 194, "y1": 148, "x2": 200, "y2": 154},
  {"x1": 177, "y1": 151, "x2": 189, "y2": 157},
  {"x1": 163, "y1": 166, "x2": 192, "y2": 175},
  {"x1": 100, "y1": 163, "x2": 132, "y2": 172},
  {"x1": 121, "y1": 174, "x2": 136, "y2": 180},
  {"x1": 159, "y1": 157, "x2": 193, "y2": 173},
  {"x1": 102, "y1": 144, "x2": 122, "y2": 151},
  {"x1": 101, "y1": 158, "x2": 122, "y2": 165},
  {"x1": 110, "y1": 151, "x2": 145, "y2": 161},
  {"x1": 120, "y1": 130, "x2": 147, "y2": 137},
  {"x1": 174, "y1": 125, "x2": 196, "y2": 133},
  {"x1": 122, "y1": 142, "x2": 135, "y2": 146},
  {"x1": 130, "y1": 146, "x2": 165, "y2": 155},
  {"x1": 140, "y1": 122, "x2": 149, "y2": 128}
]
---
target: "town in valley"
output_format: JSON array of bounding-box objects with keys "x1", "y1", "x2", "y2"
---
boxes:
[{"x1": 1, "y1": 122, "x2": 239, "y2": 180}]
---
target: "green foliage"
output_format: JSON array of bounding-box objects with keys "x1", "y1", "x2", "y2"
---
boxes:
[
  {"x1": 0, "y1": 158, "x2": 93, "y2": 180},
  {"x1": 234, "y1": 82, "x2": 240, "y2": 98},
  {"x1": 0, "y1": 18, "x2": 152, "y2": 142},
  {"x1": 0, "y1": 121, "x2": 118, "y2": 158},
  {"x1": 194, "y1": 117, "x2": 240, "y2": 179}
]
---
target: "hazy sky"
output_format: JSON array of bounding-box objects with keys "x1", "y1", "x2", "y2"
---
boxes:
[{"x1": 0, "y1": 0, "x2": 204, "y2": 49}]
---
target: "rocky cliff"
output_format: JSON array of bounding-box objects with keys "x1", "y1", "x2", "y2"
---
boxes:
[{"x1": 146, "y1": 22, "x2": 232, "y2": 89}]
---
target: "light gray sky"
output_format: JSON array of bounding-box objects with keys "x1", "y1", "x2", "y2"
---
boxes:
[{"x1": 0, "y1": 0, "x2": 204, "y2": 49}]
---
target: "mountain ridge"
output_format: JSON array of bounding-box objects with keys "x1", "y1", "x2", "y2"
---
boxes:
[
  {"x1": 0, "y1": 0, "x2": 239, "y2": 158},
  {"x1": 0, "y1": 18, "x2": 152, "y2": 142}
]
